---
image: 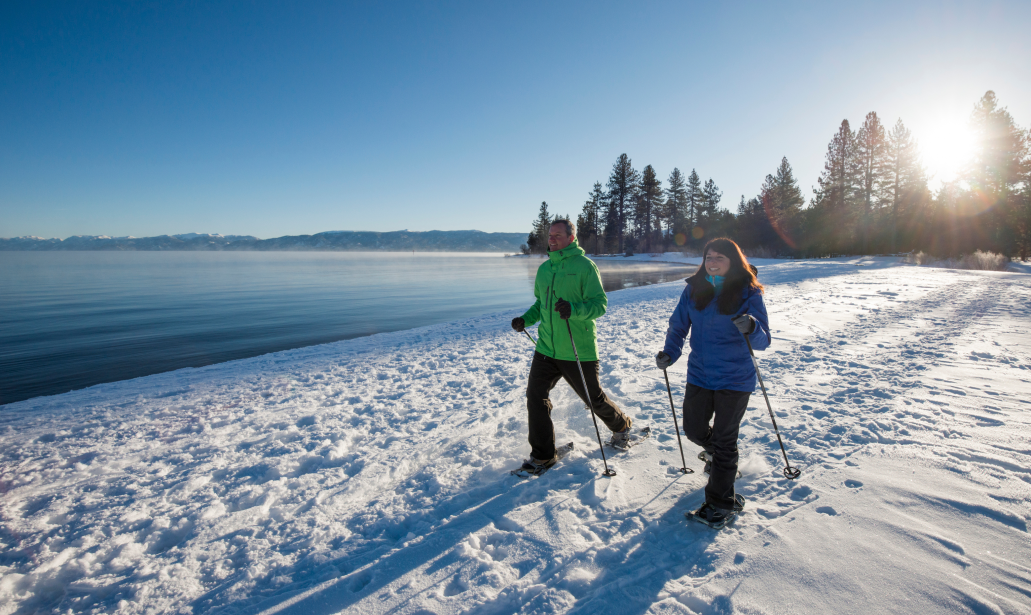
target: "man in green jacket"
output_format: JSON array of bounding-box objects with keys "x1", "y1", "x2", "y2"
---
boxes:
[{"x1": 511, "y1": 219, "x2": 633, "y2": 474}]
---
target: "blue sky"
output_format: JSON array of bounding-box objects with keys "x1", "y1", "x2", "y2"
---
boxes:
[{"x1": 2, "y1": 1, "x2": 1028, "y2": 239}]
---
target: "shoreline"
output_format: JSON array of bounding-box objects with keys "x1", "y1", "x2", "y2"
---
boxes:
[{"x1": 6, "y1": 255, "x2": 1026, "y2": 410}]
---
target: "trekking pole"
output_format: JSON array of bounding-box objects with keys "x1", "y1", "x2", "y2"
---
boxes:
[
  {"x1": 662, "y1": 368, "x2": 693, "y2": 475},
  {"x1": 565, "y1": 319, "x2": 616, "y2": 477},
  {"x1": 523, "y1": 329, "x2": 537, "y2": 345},
  {"x1": 744, "y1": 334, "x2": 801, "y2": 480}
]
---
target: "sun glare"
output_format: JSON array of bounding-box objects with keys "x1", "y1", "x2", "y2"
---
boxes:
[{"x1": 918, "y1": 118, "x2": 976, "y2": 186}]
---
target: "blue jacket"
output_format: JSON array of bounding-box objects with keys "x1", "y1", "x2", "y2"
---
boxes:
[{"x1": 662, "y1": 281, "x2": 771, "y2": 392}]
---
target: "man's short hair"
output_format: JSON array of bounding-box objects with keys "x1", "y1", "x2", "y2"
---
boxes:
[{"x1": 551, "y1": 218, "x2": 575, "y2": 237}]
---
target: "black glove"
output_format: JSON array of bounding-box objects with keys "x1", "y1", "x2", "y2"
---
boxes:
[
  {"x1": 655, "y1": 351, "x2": 672, "y2": 370},
  {"x1": 732, "y1": 314, "x2": 756, "y2": 334},
  {"x1": 554, "y1": 298, "x2": 572, "y2": 320},
  {"x1": 511, "y1": 317, "x2": 525, "y2": 332}
]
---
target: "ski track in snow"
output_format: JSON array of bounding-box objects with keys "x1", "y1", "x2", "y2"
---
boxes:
[{"x1": 2, "y1": 258, "x2": 1031, "y2": 614}]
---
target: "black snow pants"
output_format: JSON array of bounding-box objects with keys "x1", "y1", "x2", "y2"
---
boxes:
[
  {"x1": 683, "y1": 383, "x2": 750, "y2": 510},
  {"x1": 526, "y1": 351, "x2": 631, "y2": 461}
]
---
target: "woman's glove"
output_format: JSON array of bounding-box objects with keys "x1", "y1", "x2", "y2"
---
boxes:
[
  {"x1": 511, "y1": 317, "x2": 525, "y2": 332},
  {"x1": 655, "y1": 351, "x2": 672, "y2": 369},
  {"x1": 732, "y1": 314, "x2": 756, "y2": 334}
]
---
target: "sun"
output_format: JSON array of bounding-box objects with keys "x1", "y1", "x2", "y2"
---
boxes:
[{"x1": 917, "y1": 118, "x2": 976, "y2": 185}]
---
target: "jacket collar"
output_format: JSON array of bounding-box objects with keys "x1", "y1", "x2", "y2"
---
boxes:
[{"x1": 548, "y1": 239, "x2": 585, "y2": 263}]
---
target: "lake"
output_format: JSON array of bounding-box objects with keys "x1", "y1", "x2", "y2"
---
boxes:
[{"x1": 0, "y1": 252, "x2": 695, "y2": 405}]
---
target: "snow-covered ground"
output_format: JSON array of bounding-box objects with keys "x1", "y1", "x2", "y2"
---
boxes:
[{"x1": 2, "y1": 257, "x2": 1031, "y2": 614}]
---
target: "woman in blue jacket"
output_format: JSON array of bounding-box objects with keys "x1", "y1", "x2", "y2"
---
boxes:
[{"x1": 656, "y1": 237, "x2": 770, "y2": 526}]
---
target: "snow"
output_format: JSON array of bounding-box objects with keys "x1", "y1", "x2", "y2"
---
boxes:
[
  {"x1": 591, "y1": 251, "x2": 701, "y2": 265},
  {"x1": 2, "y1": 258, "x2": 1030, "y2": 614},
  {"x1": 1008, "y1": 261, "x2": 1031, "y2": 274}
]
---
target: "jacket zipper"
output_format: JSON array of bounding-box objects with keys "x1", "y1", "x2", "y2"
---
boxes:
[{"x1": 549, "y1": 268, "x2": 558, "y2": 354}]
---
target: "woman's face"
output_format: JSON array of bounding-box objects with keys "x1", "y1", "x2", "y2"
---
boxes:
[{"x1": 705, "y1": 250, "x2": 731, "y2": 277}]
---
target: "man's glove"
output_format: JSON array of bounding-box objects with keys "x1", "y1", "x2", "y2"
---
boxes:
[
  {"x1": 732, "y1": 314, "x2": 756, "y2": 335},
  {"x1": 655, "y1": 351, "x2": 672, "y2": 370},
  {"x1": 511, "y1": 317, "x2": 525, "y2": 332},
  {"x1": 554, "y1": 298, "x2": 572, "y2": 320}
]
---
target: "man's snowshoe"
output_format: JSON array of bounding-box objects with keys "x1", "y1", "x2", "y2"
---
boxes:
[
  {"x1": 687, "y1": 494, "x2": 746, "y2": 529},
  {"x1": 608, "y1": 425, "x2": 650, "y2": 451},
  {"x1": 511, "y1": 442, "x2": 574, "y2": 478}
]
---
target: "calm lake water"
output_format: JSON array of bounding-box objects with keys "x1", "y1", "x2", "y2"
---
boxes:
[{"x1": 0, "y1": 252, "x2": 695, "y2": 405}]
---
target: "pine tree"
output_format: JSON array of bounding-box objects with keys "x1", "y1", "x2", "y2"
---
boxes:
[
  {"x1": 605, "y1": 154, "x2": 640, "y2": 253},
  {"x1": 884, "y1": 119, "x2": 926, "y2": 253},
  {"x1": 686, "y1": 169, "x2": 703, "y2": 235},
  {"x1": 966, "y1": 90, "x2": 1030, "y2": 255},
  {"x1": 635, "y1": 165, "x2": 663, "y2": 252},
  {"x1": 855, "y1": 112, "x2": 889, "y2": 252},
  {"x1": 664, "y1": 168, "x2": 688, "y2": 247},
  {"x1": 592, "y1": 182, "x2": 607, "y2": 254},
  {"x1": 577, "y1": 182, "x2": 605, "y2": 254},
  {"x1": 697, "y1": 178, "x2": 722, "y2": 242},
  {"x1": 533, "y1": 201, "x2": 551, "y2": 254},
  {"x1": 762, "y1": 157, "x2": 804, "y2": 252},
  {"x1": 1021, "y1": 157, "x2": 1031, "y2": 260},
  {"x1": 812, "y1": 120, "x2": 861, "y2": 254},
  {"x1": 736, "y1": 194, "x2": 766, "y2": 249},
  {"x1": 1014, "y1": 166, "x2": 1031, "y2": 257}
]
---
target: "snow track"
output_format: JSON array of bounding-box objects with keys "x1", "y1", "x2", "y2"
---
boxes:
[{"x1": 2, "y1": 258, "x2": 1030, "y2": 614}]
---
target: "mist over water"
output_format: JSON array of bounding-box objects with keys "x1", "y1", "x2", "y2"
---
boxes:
[{"x1": 0, "y1": 252, "x2": 694, "y2": 406}]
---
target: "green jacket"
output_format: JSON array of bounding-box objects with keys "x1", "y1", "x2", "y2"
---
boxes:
[{"x1": 521, "y1": 240, "x2": 607, "y2": 361}]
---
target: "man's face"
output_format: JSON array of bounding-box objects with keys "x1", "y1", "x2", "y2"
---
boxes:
[{"x1": 548, "y1": 223, "x2": 574, "y2": 252}]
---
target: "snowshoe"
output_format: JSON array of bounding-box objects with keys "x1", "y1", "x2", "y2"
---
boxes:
[
  {"x1": 687, "y1": 494, "x2": 746, "y2": 529},
  {"x1": 511, "y1": 442, "x2": 574, "y2": 478},
  {"x1": 608, "y1": 425, "x2": 650, "y2": 451}
]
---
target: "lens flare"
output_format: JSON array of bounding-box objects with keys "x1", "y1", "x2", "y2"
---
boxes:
[
  {"x1": 761, "y1": 198, "x2": 797, "y2": 249},
  {"x1": 692, "y1": 227, "x2": 704, "y2": 239},
  {"x1": 674, "y1": 233, "x2": 687, "y2": 246}
]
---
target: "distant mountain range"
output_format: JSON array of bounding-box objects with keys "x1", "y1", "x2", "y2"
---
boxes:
[{"x1": 0, "y1": 230, "x2": 528, "y2": 252}]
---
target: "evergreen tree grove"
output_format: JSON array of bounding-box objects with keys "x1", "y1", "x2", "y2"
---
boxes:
[{"x1": 566, "y1": 90, "x2": 1027, "y2": 260}]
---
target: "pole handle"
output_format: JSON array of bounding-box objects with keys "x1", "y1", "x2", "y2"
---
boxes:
[{"x1": 524, "y1": 329, "x2": 537, "y2": 345}]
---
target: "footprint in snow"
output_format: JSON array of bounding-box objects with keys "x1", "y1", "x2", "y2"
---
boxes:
[{"x1": 790, "y1": 486, "x2": 813, "y2": 501}]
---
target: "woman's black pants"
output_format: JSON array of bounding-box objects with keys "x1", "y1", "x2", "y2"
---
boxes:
[{"x1": 683, "y1": 383, "x2": 750, "y2": 510}]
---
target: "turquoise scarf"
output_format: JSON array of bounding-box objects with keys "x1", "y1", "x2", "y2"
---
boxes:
[{"x1": 706, "y1": 274, "x2": 725, "y2": 295}]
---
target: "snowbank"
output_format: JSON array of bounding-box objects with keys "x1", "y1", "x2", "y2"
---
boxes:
[{"x1": 2, "y1": 258, "x2": 1030, "y2": 614}]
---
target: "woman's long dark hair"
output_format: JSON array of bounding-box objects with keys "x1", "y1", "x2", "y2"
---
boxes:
[{"x1": 688, "y1": 237, "x2": 764, "y2": 314}]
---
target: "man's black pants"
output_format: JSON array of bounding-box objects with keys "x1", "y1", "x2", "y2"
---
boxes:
[
  {"x1": 526, "y1": 352, "x2": 631, "y2": 461},
  {"x1": 683, "y1": 383, "x2": 750, "y2": 510}
]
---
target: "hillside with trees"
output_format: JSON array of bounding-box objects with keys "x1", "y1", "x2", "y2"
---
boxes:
[{"x1": 524, "y1": 90, "x2": 1030, "y2": 260}]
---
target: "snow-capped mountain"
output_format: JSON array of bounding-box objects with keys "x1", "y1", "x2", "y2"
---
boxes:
[{"x1": 0, "y1": 230, "x2": 526, "y2": 252}]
